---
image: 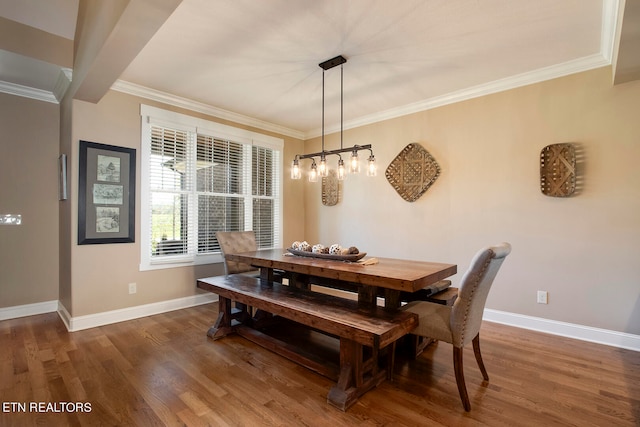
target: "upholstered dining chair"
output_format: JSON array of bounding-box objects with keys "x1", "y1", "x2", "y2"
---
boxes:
[
  {"x1": 216, "y1": 231, "x2": 287, "y2": 284},
  {"x1": 402, "y1": 242, "x2": 512, "y2": 411},
  {"x1": 216, "y1": 231, "x2": 259, "y2": 276}
]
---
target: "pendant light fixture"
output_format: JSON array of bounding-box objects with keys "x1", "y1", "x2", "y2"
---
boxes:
[{"x1": 291, "y1": 55, "x2": 376, "y2": 181}]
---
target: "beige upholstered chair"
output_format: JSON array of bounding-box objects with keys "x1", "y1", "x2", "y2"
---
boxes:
[
  {"x1": 402, "y1": 242, "x2": 512, "y2": 411},
  {"x1": 216, "y1": 231, "x2": 286, "y2": 283},
  {"x1": 216, "y1": 231, "x2": 260, "y2": 276}
]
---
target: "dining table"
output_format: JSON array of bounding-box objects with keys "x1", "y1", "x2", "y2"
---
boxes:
[
  {"x1": 205, "y1": 248, "x2": 458, "y2": 409},
  {"x1": 224, "y1": 248, "x2": 457, "y2": 309}
]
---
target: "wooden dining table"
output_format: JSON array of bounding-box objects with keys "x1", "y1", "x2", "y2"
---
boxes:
[
  {"x1": 224, "y1": 248, "x2": 457, "y2": 309},
  {"x1": 205, "y1": 248, "x2": 457, "y2": 409}
]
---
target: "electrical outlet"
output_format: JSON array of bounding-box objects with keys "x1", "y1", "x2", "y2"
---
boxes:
[
  {"x1": 128, "y1": 283, "x2": 137, "y2": 294},
  {"x1": 537, "y1": 290, "x2": 548, "y2": 304}
]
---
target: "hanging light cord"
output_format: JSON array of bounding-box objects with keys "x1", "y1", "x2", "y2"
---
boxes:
[
  {"x1": 322, "y1": 69, "x2": 325, "y2": 155},
  {"x1": 291, "y1": 54, "x2": 374, "y2": 180},
  {"x1": 340, "y1": 63, "x2": 343, "y2": 150}
]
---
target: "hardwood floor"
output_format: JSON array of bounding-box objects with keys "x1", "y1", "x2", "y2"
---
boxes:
[{"x1": 1, "y1": 304, "x2": 638, "y2": 426}]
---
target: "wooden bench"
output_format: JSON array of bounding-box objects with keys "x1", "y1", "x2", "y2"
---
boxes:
[{"x1": 197, "y1": 274, "x2": 418, "y2": 410}]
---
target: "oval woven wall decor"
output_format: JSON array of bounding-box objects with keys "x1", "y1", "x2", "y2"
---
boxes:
[
  {"x1": 385, "y1": 143, "x2": 441, "y2": 202},
  {"x1": 540, "y1": 143, "x2": 576, "y2": 197},
  {"x1": 322, "y1": 169, "x2": 340, "y2": 206}
]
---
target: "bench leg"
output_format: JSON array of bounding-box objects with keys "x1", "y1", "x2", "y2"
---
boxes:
[
  {"x1": 386, "y1": 341, "x2": 397, "y2": 381},
  {"x1": 207, "y1": 296, "x2": 233, "y2": 339},
  {"x1": 207, "y1": 296, "x2": 252, "y2": 340}
]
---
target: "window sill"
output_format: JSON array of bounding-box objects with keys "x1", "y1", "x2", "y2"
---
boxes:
[{"x1": 139, "y1": 253, "x2": 224, "y2": 271}]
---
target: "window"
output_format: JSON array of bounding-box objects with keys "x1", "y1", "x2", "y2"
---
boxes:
[{"x1": 140, "y1": 105, "x2": 283, "y2": 270}]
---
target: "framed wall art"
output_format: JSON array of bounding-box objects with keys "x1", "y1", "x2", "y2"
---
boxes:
[{"x1": 78, "y1": 140, "x2": 136, "y2": 244}]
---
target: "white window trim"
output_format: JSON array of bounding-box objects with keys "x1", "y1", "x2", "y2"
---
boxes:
[{"x1": 139, "y1": 104, "x2": 283, "y2": 271}]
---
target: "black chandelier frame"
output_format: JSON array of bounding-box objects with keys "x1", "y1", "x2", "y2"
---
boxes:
[{"x1": 291, "y1": 55, "x2": 376, "y2": 181}]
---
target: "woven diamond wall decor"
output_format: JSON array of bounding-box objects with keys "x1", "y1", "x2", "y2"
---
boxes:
[
  {"x1": 385, "y1": 143, "x2": 441, "y2": 202},
  {"x1": 540, "y1": 143, "x2": 576, "y2": 197}
]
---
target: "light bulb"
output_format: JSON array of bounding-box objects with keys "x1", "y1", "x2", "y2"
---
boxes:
[
  {"x1": 318, "y1": 156, "x2": 328, "y2": 177},
  {"x1": 291, "y1": 159, "x2": 301, "y2": 179},
  {"x1": 350, "y1": 151, "x2": 360, "y2": 173},
  {"x1": 309, "y1": 162, "x2": 318, "y2": 182},
  {"x1": 367, "y1": 155, "x2": 377, "y2": 177},
  {"x1": 337, "y1": 158, "x2": 346, "y2": 181}
]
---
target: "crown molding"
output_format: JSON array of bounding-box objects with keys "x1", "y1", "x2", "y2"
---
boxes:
[
  {"x1": 0, "y1": 66, "x2": 71, "y2": 104},
  {"x1": 0, "y1": 80, "x2": 58, "y2": 104},
  {"x1": 305, "y1": 53, "x2": 611, "y2": 139},
  {"x1": 305, "y1": 1, "x2": 620, "y2": 139},
  {"x1": 1, "y1": 51, "x2": 612, "y2": 139},
  {"x1": 111, "y1": 80, "x2": 306, "y2": 140},
  {"x1": 0, "y1": 0, "x2": 620, "y2": 140},
  {"x1": 53, "y1": 68, "x2": 73, "y2": 102},
  {"x1": 601, "y1": 0, "x2": 621, "y2": 63}
]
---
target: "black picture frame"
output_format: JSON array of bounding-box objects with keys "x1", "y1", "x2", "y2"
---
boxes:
[{"x1": 78, "y1": 140, "x2": 136, "y2": 244}]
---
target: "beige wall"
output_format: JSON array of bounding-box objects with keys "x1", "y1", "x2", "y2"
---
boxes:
[
  {"x1": 2, "y1": 64, "x2": 638, "y2": 337},
  {"x1": 0, "y1": 93, "x2": 60, "y2": 307},
  {"x1": 302, "y1": 66, "x2": 640, "y2": 335},
  {"x1": 64, "y1": 90, "x2": 305, "y2": 317},
  {"x1": 59, "y1": 96, "x2": 73, "y2": 313}
]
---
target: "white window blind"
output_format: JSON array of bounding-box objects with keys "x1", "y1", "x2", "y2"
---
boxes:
[
  {"x1": 140, "y1": 105, "x2": 283, "y2": 270},
  {"x1": 196, "y1": 135, "x2": 247, "y2": 254},
  {"x1": 149, "y1": 126, "x2": 193, "y2": 257},
  {"x1": 252, "y1": 145, "x2": 280, "y2": 249}
]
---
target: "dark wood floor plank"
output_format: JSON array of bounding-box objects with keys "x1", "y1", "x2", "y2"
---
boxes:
[{"x1": 0, "y1": 306, "x2": 638, "y2": 426}]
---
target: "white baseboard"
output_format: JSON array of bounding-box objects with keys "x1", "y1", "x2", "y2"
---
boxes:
[
  {"x1": 57, "y1": 293, "x2": 218, "y2": 332},
  {"x1": 57, "y1": 302, "x2": 72, "y2": 331},
  {"x1": 484, "y1": 309, "x2": 640, "y2": 352},
  {"x1": 3, "y1": 299, "x2": 637, "y2": 352},
  {"x1": 0, "y1": 300, "x2": 59, "y2": 321}
]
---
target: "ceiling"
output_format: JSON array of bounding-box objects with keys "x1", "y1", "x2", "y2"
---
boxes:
[{"x1": 0, "y1": 0, "x2": 636, "y2": 139}]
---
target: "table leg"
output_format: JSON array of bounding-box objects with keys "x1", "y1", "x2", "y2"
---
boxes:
[
  {"x1": 358, "y1": 285, "x2": 378, "y2": 306},
  {"x1": 384, "y1": 289, "x2": 401, "y2": 309},
  {"x1": 288, "y1": 272, "x2": 311, "y2": 290},
  {"x1": 327, "y1": 338, "x2": 388, "y2": 411},
  {"x1": 259, "y1": 267, "x2": 275, "y2": 283}
]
